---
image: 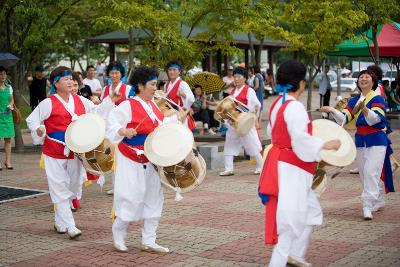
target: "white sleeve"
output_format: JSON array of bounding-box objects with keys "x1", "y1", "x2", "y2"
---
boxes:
[
  {"x1": 365, "y1": 109, "x2": 381, "y2": 125},
  {"x1": 26, "y1": 98, "x2": 52, "y2": 132},
  {"x1": 285, "y1": 101, "x2": 324, "y2": 162},
  {"x1": 180, "y1": 82, "x2": 195, "y2": 110},
  {"x1": 331, "y1": 108, "x2": 346, "y2": 125},
  {"x1": 266, "y1": 121, "x2": 272, "y2": 139},
  {"x1": 81, "y1": 95, "x2": 114, "y2": 120},
  {"x1": 125, "y1": 85, "x2": 132, "y2": 98},
  {"x1": 105, "y1": 100, "x2": 132, "y2": 144},
  {"x1": 9, "y1": 85, "x2": 13, "y2": 94},
  {"x1": 100, "y1": 86, "x2": 107, "y2": 100},
  {"x1": 246, "y1": 88, "x2": 261, "y2": 112}
]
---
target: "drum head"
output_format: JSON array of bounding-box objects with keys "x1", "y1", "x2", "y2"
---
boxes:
[
  {"x1": 144, "y1": 123, "x2": 194, "y2": 167},
  {"x1": 235, "y1": 113, "x2": 256, "y2": 137},
  {"x1": 65, "y1": 113, "x2": 106, "y2": 153},
  {"x1": 312, "y1": 119, "x2": 356, "y2": 167}
]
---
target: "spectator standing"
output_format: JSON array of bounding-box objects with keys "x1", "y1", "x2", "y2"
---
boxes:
[
  {"x1": 253, "y1": 65, "x2": 264, "y2": 127},
  {"x1": 96, "y1": 59, "x2": 106, "y2": 87},
  {"x1": 265, "y1": 69, "x2": 275, "y2": 95},
  {"x1": 222, "y1": 66, "x2": 235, "y2": 98},
  {"x1": 318, "y1": 65, "x2": 332, "y2": 112},
  {"x1": 247, "y1": 67, "x2": 255, "y2": 88},
  {"x1": 83, "y1": 65, "x2": 102, "y2": 97},
  {"x1": 28, "y1": 65, "x2": 49, "y2": 111}
]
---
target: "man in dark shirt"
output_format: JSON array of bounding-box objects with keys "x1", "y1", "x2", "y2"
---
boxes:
[{"x1": 29, "y1": 65, "x2": 49, "y2": 110}]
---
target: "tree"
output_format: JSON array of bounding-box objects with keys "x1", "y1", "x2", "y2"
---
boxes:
[
  {"x1": 353, "y1": 0, "x2": 400, "y2": 64},
  {"x1": 271, "y1": 0, "x2": 368, "y2": 111}
]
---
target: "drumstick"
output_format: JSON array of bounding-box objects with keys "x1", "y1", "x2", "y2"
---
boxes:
[{"x1": 134, "y1": 113, "x2": 150, "y2": 131}]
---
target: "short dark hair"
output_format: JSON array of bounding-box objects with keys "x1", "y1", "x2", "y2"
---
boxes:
[
  {"x1": 35, "y1": 65, "x2": 44, "y2": 72},
  {"x1": 324, "y1": 65, "x2": 330, "y2": 69},
  {"x1": 166, "y1": 60, "x2": 182, "y2": 70},
  {"x1": 382, "y1": 80, "x2": 389, "y2": 86},
  {"x1": 106, "y1": 61, "x2": 125, "y2": 77},
  {"x1": 193, "y1": 84, "x2": 202, "y2": 90},
  {"x1": 357, "y1": 69, "x2": 378, "y2": 90},
  {"x1": 72, "y1": 72, "x2": 82, "y2": 86},
  {"x1": 367, "y1": 65, "x2": 383, "y2": 80},
  {"x1": 86, "y1": 65, "x2": 95, "y2": 71},
  {"x1": 233, "y1": 66, "x2": 248, "y2": 79},
  {"x1": 390, "y1": 81, "x2": 398, "y2": 90},
  {"x1": 129, "y1": 66, "x2": 158, "y2": 94},
  {"x1": 50, "y1": 66, "x2": 72, "y2": 84},
  {"x1": 276, "y1": 60, "x2": 306, "y2": 92},
  {"x1": 253, "y1": 65, "x2": 261, "y2": 74},
  {"x1": 0, "y1": 66, "x2": 7, "y2": 74}
]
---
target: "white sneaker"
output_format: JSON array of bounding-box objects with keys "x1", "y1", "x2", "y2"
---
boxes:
[
  {"x1": 287, "y1": 256, "x2": 312, "y2": 267},
  {"x1": 363, "y1": 210, "x2": 373, "y2": 220},
  {"x1": 54, "y1": 224, "x2": 67, "y2": 234},
  {"x1": 219, "y1": 170, "x2": 234, "y2": 176},
  {"x1": 349, "y1": 168, "x2": 359, "y2": 174},
  {"x1": 113, "y1": 241, "x2": 128, "y2": 252},
  {"x1": 67, "y1": 226, "x2": 82, "y2": 239},
  {"x1": 254, "y1": 170, "x2": 261, "y2": 175},
  {"x1": 106, "y1": 189, "x2": 114, "y2": 195},
  {"x1": 140, "y1": 243, "x2": 170, "y2": 254}
]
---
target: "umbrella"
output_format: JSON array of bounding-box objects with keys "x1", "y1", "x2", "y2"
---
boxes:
[
  {"x1": 186, "y1": 72, "x2": 225, "y2": 94},
  {"x1": 0, "y1": 53, "x2": 20, "y2": 68},
  {"x1": 327, "y1": 21, "x2": 400, "y2": 57}
]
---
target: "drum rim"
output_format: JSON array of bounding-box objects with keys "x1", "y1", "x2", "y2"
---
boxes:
[
  {"x1": 312, "y1": 119, "x2": 356, "y2": 167},
  {"x1": 65, "y1": 113, "x2": 106, "y2": 153},
  {"x1": 144, "y1": 123, "x2": 194, "y2": 167}
]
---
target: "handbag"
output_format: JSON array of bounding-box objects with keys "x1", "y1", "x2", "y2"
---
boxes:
[{"x1": 11, "y1": 104, "x2": 21, "y2": 124}]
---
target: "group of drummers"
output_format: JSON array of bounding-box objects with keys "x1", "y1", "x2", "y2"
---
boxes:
[{"x1": 25, "y1": 58, "x2": 396, "y2": 267}]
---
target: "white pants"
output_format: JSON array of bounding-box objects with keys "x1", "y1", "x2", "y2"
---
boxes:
[
  {"x1": 55, "y1": 200, "x2": 76, "y2": 229},
  {"x1": 112, "y1": 216, "x2": 160, "y2": 246},
  {"x1": 114, "y1": 149, "x2": 164, "y2": 222},
  {"x1": 43, "y1": 155, "x2": 82, "y2": 204},
  {"x1": 269, "y1": 162, "x2": 322, "y2": 267},
  {"x1": 356, "y1": 146, "x2": 386, "y2": 212}
]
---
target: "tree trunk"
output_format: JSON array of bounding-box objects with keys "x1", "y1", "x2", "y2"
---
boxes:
[
  {"x1": 11, "y1": 62, "x2": 25, "y2": 152},
  {"x1": 372, "y1": 23, "x2": 379, "y2": 64},
  {"x1": 255, "y1": 37, "x2": 265, "y2": 66},
  {"x1": 247, "y1": 33, "x2": 256, "y2": 66},
  {"x1": 128, "y1": 28, "x2": 134, "y2": 71}
]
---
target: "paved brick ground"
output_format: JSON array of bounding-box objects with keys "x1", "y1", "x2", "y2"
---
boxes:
[{"x1": 1, "y1": 91, "x2": 399, "y2": 266}]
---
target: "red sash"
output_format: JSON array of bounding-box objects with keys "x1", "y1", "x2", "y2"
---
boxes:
[{"x1": 101, "y1": 83, "x2": 128, "y2": 105}]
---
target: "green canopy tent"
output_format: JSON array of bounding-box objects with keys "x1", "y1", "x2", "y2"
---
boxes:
[{"x1": 327, "y1": 21, "x2": 400, "y2": 58}]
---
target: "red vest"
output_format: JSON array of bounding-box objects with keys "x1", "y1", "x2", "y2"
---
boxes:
[
  {"x1": 43, "y1": 94, "x2": 86, "y2": 159},
  {"x1": 118, "y1": 99, "x2": 164, "y2": 163},
  {"x1": 230, "y1": 85, "x2": 250, "y2": 106},
  {"x1": 165, "y1": 79, "x2": 183, "y2": 107},
  {"x1": 101, "y1": 83, "x2": 128, "y2": 105},
  {"x1": 259, "y1": 95, "x2": 316, "y2": 245}
]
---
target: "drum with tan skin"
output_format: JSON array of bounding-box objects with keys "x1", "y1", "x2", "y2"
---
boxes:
[
  {"x1": 262, "y1": 119, "x2": 356, "y2": 196},
  {"x1": 65, "y1": 113, "x2": 114, "y2": 176},
  {"x1": 154, "y1": 90, "x2": 186, "y2": 121},
  {"x1": 214, "y1": 96, "x2": 257, "y2": 137},
  {"x1": 144, "y1": 123, "x2": 206, "y2": 193}
]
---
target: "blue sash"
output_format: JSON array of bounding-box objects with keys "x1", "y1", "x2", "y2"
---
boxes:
[
  {"x1": 122, "y1": 134, "x2": 148, "y2": 146},
  {"x1": 47, "y1": 131, "x2": 66, "y2": 143}
]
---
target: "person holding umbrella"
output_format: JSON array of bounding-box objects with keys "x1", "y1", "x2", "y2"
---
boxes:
[{"x1": 0, "y1": 66, "x2": 14, "y2": 170}]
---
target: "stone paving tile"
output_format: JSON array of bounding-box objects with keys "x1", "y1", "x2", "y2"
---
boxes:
[
  {"x1": 218, "y1": 197, "x2": 263, "y2": 214},
  {"x1": 313, "y1": 217, "x2": 397, "y2": 243},
  {"x1": 0, "y1": 230, "x2": 79, "y2": 265},
  {"x1": 329, "y1": 245, "x2": 400, "y2": 267},
  {"x1": 163, "y1": 209, "x2": 264, "y2": 234},
  {"x1": 168, "y1": 256, "x2": 264, "y2": 267},
  {"x1": 11, "y1": 242, "x2": 190, "y2": 267},
  {"x1": 198, "y1": 235, "x2": 271, "y2": 264},
  {"x1": 370, "y1": 226, "x2": 400, "y2": 248},
  {"x1": 198, "y1": 177, "x2": 258, "y2": 195}
]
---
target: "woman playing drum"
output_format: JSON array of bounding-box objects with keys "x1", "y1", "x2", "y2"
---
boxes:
[
  {"x1": 219, "y1": 66, "x2": 263, "y2": 176},
  {"x1": 321, "y1": 69, "x2": 394, "y2": 220},
  {"x1": 106, "y1": 66, "x2": 173, "y2": 253},
  {"x1": 26, "y1": 66, "x2": 119, "y2": 239}
]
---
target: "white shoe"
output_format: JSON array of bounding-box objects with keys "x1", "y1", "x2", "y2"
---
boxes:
[
  {"x1": 54, "y1": 224, "x2": 67, "y2": 234},
  {"x1": 349, "y1": 168, "x2": 359, "y2": 174},
  {"x1": 67, "y1": 226, "x2": 82, "y2": 239},
  {"x1": 106, "y1": 189, "x2": 114, "y2": 195},
  {"x1": 287, "y1": 256, "x2": 312, "y2": 267},
  {"x1": 140, "y1": 243, "x2": 170, "y2": 254},
  {"x1": 219, "y1": 170, "x2": 234, "y2": 176},
  {"x1": 363, "y1": 210, "x2": 373, "y2": 220},
  {"x1": 254, "y1": 170, "x2": 261, "y2": 175},
  {"x1": 113, "y1": 241, "x2": 128, "y2": 252}
]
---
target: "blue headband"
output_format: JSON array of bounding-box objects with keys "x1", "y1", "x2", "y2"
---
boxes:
[
  {"x1": 168, "y1": 64, "x2": 181, "y2": 71},
  {"x1": 128, "y1": 76, "x2": 157, "y2": 98},
  {"x1": 275, "y1": 83, "x2": 294, "y2": 103},
  {"x1": 50, "y1": 70, "x2": 72, "y2": 95},
  {"x1": 233, "y1": 68, "x2": 247, "y2": 77}
]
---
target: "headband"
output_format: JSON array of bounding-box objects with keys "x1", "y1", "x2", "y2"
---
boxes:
[
  {"x1": 168, "y1": 64, "x2": 181, "y2": 71},
  {"x1": 50, "y1": 70, "x2": 72, "y2": 95}
]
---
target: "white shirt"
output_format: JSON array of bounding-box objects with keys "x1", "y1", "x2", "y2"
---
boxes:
[
  {"x1": 26, "y1": 94, "x2": 113, "y2": 133},
  {"x1": 267, "y1": 95, "x2": 323, "y2": 162},
  {"x1": 83, "y1": 78, "x2": 102, "y2": 94},
  {"x1": 164, "y1": 77, "x2": 195, "y2": 110},
  {"x1": 222, "y1": 76, "x2": 234, "y2": 94},
  {"x1": 100, "y1": 81, "x2": 132, "y2": 100}
]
